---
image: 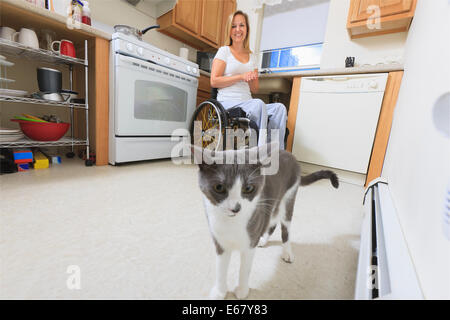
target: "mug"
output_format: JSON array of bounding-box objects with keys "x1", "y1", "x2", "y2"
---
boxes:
[
  {"x1": 52, "y1": 39, "x2": 76, "y2": 58},
  {"x1": 0, "y1": 26, "x2": 16, "y2": 41},
  {"x1": 13, "y1": 28, "x2": 39, "y2": 49}
]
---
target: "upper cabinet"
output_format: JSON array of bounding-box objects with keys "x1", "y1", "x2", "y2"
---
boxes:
[
  {"x1": 157, "y1": 0, "x2": 236, "y2": 51},
  {"x1": 347, "y1": 0, "x2": 417, "y2": 39}
]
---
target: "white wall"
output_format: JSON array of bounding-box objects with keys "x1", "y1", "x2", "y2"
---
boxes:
[
  {"x1": 236, "y1": 0, "x2": 264, "y2": 54},
  {"x1": 321, "y1": 0, "x2": 408, "y2": 68},
  {"x1": 89, "y1": 0, "x2": 197, "y2": 61},
  {"x1": 382, "y1": 0, "x2": 450, "y2": 299}
]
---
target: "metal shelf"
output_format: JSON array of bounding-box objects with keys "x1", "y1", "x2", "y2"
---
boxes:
[
  {"x1": 0, "y1": 137, "x2": 87, "y2": 148},
  {"x1": 0, "y1": 94, "x2": 86, "y2": 108},
  {"x1": 0, "y1": 39, "x2": 87, "y2": 66}
]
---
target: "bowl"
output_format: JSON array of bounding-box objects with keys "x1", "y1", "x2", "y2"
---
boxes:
[{"x1": 11, "y1": 119, "x2": 70, "y2": 141}]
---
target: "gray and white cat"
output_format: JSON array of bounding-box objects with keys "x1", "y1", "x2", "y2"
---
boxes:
[{"x1": 196, "y1": 143, "x2": 339, "y2": 299}]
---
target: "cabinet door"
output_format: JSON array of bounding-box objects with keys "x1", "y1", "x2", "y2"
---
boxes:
[
  {"x1": 174, "y1": 0, "x2": 202, "y2": 34},
  {"x1": 200, "y1": 0, "x2": 224, "y2": 46},
  {"x1": 220, "y1": 0, "x2": 236, "y2": 46},
  {"x1": 349, "y1": 0, "x2": 414, "y2": 23}
]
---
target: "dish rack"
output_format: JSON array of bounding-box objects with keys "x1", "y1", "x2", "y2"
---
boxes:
[{"x1": 0, "y1": 38, "x2": 92, "y2": 166}]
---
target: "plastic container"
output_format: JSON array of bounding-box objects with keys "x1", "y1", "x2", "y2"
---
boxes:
[
  {"x1": 72, "y1": 1, "x2": 82, "y2": 22},
  {"x1": 81, "y1": 1, "x2": 91, "y2": 25},
  {"x1": 11, "y1": 119, "x2": 70, "y2": 141}
]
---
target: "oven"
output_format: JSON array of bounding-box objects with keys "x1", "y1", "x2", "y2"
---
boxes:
[
  {"x1": 114, "y1": 54, "x2": 197, "y2": 136},
  {"x1": 109, "y1": 33, "x2": 199, "y2": 164}
]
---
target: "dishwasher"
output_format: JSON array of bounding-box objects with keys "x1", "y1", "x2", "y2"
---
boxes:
[{"x1": 292, "y1": 73, "x2": 388, "y2": 174}]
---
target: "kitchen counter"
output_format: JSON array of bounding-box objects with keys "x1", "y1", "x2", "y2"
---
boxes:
[
  {"x1": 259, "y1": 63, "x2": 404, "y2": 78},
  {"x1": 199, "y1": 69, "x2": 211, "y2": 77},
  {"x1": 1, "y1": 0, "x2": 111, "y2": 40},
  {"x1": 200, "y1": 64, "x2": 403, "y2": 79}
]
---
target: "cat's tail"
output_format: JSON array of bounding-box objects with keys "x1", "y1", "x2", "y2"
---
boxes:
[{"x1": 300, "y1": 170, "x2": 339, "y2": 188}]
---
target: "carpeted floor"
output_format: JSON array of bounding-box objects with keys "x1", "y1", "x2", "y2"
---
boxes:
[{"x1": 0, "y1": 158, "x2": 365, "y2": 299}]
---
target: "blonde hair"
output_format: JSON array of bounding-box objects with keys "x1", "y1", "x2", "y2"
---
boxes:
[{"x1": 224, "y1": 10, "x2": 252, "y2": 53}]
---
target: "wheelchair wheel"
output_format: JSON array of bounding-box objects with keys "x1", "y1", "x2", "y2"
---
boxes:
[{"x1": 190, "y1": 99, "x2": 228, "y2": 151}]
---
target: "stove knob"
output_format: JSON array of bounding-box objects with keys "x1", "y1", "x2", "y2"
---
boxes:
[
  {"x1": 192, "y1": 67, "x2": 197, "y2": 74},
  {"x1": 186, "y1": 65, "x2": 191, "y2": 72},
  {"x1": 369, "y1": 81, "x2": 378, "y2": 89},
  {"x1": 126, "y1": 43, "x2": 134, "y2": 52},
  {"x1": 164, "y1": 57, "x2": 170, "y2": 65},
  {"x1": 137, "y1": 47, "x2": 144, "y2": 56}
]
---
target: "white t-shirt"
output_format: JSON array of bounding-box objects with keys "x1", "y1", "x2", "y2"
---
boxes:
[{"x1": 213, "y1": 46, "x2": 257, "y2": 102}]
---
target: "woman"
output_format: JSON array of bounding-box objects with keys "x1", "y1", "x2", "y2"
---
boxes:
[{"x1": 210, "y1": 10, "x2": 287, "y2": 149}]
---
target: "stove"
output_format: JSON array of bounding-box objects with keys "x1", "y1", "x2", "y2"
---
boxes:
[{"x1": 109, "y1": 32, "x2": 199, "y2": 164}]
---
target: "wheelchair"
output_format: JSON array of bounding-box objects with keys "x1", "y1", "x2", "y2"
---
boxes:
[{"x1": 189, "y1": 88, "x2": 259, "y2": 151}]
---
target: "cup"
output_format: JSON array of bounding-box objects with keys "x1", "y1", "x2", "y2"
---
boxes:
[
  {"x1": 39, "y1": 29, "x2": 56, "y2": 51},
  {"x1": 179, "y1": 47, "x2": 189, "y2": 60},
  {"x1": 52, "y1": 39, "x2": 76, "y2": 58},
  {"x1": 0, "y1": 26, "x2": 16, "y2": 41},
  {"x1": 13, "y1": 28, "x2": 39, "y2": 49}
]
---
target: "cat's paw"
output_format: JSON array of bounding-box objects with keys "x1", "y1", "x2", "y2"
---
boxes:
[
  {"x1": 234, "y1": 285, "x2": 250, "y2": 299},
  {"x1": 209, "y1": 286, "x2": 227, "y2": 300},
  {"x1": 281, "y1": 250, "x2": 295, "y2": 263}
]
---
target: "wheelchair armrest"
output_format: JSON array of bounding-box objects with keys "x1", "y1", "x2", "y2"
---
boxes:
[{"x1": 211, "y1": 87, "x2": 218, "y2": 100}]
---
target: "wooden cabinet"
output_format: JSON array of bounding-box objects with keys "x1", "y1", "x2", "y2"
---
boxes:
[
  {"x1": 200, "y1": 0, "x2": 224, "y2": 45},
  {"x1": 220, "y1": 0, "x2": 236, "y2": 46},
  {"x1": 174, "y1": 0, "x2": 201, "y2": 34},
  {"x1": 197, "y1": 74, "x2": 212, "y2": 106},
  {"x1": 347, "y1": 0, "x2": 417, "y2": 39},
  {"x1": 157, "y1": 0, "x2": 236, "y2": 51}
]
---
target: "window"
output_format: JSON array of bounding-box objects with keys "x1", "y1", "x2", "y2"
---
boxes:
[{"x1": 259, "y1": 0, "x2": 330, "y2": 72}]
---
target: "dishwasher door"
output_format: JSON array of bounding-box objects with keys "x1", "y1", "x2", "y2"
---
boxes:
[{"x1": 292, "y1": 73, "x2": 388, "y2": 174}]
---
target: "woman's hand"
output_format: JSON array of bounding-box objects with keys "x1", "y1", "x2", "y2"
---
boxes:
[{"x1": 242, "y1": 70, "x2": 258, "y2": 82}]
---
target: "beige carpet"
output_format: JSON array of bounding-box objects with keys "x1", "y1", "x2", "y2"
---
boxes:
[{"x1": 0, "y1": 158, "x2": 364, "y2": 299}]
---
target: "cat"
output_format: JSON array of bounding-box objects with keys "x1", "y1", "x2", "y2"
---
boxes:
[{"x1": 195, "y1": 142, "x2": 339, "y2": 299}]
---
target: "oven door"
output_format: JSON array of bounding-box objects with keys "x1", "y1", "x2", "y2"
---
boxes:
[{"x1": 113, "y1": 54, "x2": 198, "y2": 136}]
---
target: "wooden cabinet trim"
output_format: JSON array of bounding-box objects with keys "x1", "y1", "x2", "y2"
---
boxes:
[
  {"x1": 286, "y1": 77, "x2": 301, "y2": 152},
  {"x1": 94, "y1": 37, "x2": 110, "y2": 166},
  {"x1": 365, "y1": 71, "x2": 403, "y2": 186}
]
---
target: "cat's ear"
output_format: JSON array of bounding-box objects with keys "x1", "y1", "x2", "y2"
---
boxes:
[
  {"x1": 191, "y1": 144, "x2": 216, "y2": 170},
  {"x1": 258, "y1": 141, "x2": 279, "y2": 165}
]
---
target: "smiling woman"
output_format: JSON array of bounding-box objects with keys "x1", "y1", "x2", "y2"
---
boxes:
[{"x1": 210, "y1": 10, "x2": 288, "y2": 149}]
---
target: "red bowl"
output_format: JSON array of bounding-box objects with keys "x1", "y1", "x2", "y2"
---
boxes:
[{"x1": 11, "y1": 119, "x2": 70, "y2": 141}]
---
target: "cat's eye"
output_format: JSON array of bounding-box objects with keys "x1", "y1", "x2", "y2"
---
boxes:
[
  {"x1": 242, "y1": 185, "x2": 255, "y2": 194},
  {"x1": 214, "y1": 184, "x2": 226, "y2": 193}
]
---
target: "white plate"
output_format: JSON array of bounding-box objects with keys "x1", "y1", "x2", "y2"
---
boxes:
[
  {"x1": 0, "y1": 127, "x2": 21, "y2": 134},
  {"x1": 0, "y1": 89, "x2": 28, "y2": 97},
  {"x1": 0, "y1": 133, "x2": 24, "y2": 142}
]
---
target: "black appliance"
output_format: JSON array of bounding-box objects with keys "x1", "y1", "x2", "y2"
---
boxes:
[{"x1": 196, "y1": 51, "x2": 216, "y2": 73}]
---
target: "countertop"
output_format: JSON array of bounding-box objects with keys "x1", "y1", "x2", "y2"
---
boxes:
[
  {"x1": 200, "y1": 63, "x2": 403, "y2": 79},
  {"x1": 1, "y1": 0, "x2": 111, "y2": 40},
  {"x1": 259, "y1": 63, "x2": 404, "y2": 78}
]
